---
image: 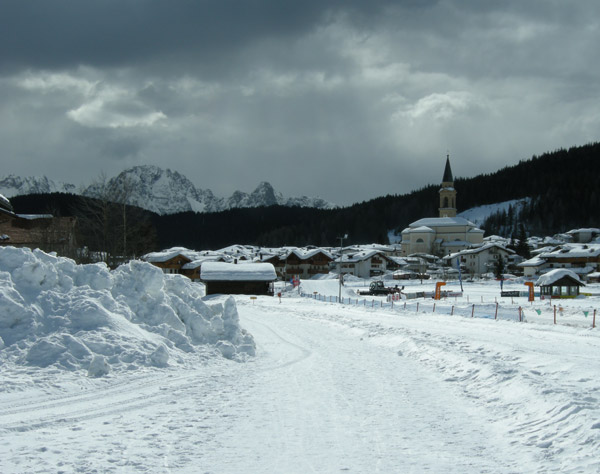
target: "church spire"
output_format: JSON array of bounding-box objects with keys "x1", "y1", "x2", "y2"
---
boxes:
[
  {"x1": 442, "y1": 153, "x2": 453, "y2": 184},
  {"x1": 438, "y1": 154, "x2": 457, "y2": 218}
]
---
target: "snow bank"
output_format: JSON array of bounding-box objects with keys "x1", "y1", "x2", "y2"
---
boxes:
[{"x1": 0, "y1": 247, "x2": 255, "y2": 377}]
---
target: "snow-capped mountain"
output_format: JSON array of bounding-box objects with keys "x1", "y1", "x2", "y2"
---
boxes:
[
  {"x1": 1, "y1": 166, "x2": 336, "y2": 215},
  {"x1": 0, "y1": 175, "x2": 76, "y2": 197}
]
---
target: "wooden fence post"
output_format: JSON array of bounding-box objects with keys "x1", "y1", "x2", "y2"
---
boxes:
[
  {"x1": 471, "y1": 304, "x2": 475, "y2": 318},
  {"x1": 495, "y1": 302, "x2": 498, "y2": 320}
]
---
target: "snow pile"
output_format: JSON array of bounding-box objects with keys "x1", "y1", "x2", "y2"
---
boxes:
[{"x1": 0, "y1": 247, "x2": 255, "y2": 376}]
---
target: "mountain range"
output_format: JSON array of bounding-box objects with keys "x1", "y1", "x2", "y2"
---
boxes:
[{"x1": 0, "y1": 165, "x2": 336, "y2": 215}]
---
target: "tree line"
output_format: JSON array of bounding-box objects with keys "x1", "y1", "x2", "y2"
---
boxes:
[{"x1": 10, "y1": 141, "x2": 600, "y2": 259}]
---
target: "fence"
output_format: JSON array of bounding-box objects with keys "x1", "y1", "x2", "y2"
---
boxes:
[{"x1": 300, "y1": 292, "x2": 597, "y2": 329}]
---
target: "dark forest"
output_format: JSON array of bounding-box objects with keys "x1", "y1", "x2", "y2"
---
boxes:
[{"x1": 10, "y1": 142, "x2": 600, "y2": 254}]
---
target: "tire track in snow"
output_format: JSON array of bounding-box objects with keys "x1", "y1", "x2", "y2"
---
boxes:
[{"x1": 0, "y1": 370, "x2": 226, "y2": 434}]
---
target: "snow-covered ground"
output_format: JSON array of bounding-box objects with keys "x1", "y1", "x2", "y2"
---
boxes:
[{"x1": 1, "y1": 248, "x2": 600, "y2": 473}]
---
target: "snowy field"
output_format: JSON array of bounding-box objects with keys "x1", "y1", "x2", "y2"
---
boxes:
[{"x1": 1, "y1": 248, "x2": 600, "y2": 473}]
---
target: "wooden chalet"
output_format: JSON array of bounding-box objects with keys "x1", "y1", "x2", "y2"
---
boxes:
[
  {"x1": 201, "y1": 262, "x2": 277, "y2": 296},
  {"x1": 279, "y1": 249, "x2": 334, "y2": 280},
  {"x1": 0, "y1": 195, "x2": 77, "y2": 255},
  {"x1": 143, "y1": 249, "x2": 192, "y2": 275}
]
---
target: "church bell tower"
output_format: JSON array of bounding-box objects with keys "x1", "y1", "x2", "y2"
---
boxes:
[{"x1": 439, "y1": 154, "x2": 457, "y2": 218}]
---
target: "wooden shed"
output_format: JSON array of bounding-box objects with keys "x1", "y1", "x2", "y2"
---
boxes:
[
  {"x1": 201, "y1": 262, "x2": 277, "y2": 296},
  {"x1": 536, "y1": 269, "x2": 585, "y2": 299}
]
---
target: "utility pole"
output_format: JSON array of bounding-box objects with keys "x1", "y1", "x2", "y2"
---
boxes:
[{"x1": 338, "y1": 234, "x2": 348, "y2": 302}]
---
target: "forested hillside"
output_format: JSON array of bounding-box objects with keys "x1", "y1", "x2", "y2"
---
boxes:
[{"x1": 9, "y1": 142, "x2": 600, "y2": 253}]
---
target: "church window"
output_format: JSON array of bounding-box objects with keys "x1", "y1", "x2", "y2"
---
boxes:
[{"x1": 416, "y1": 238, "x2": 424, "y2": 243}]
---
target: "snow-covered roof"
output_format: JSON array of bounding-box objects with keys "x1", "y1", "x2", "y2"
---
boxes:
[
  {"x1": 517, "y1": 256, "x2": 547, "y2": 268},
  {"x1": 447, "y1": 243, "x2": 515, "y2": 259},
  {"x1": 283, "y1": 248, "x2": 334, "y2": 261},
  {"x1": 200, "y1": 262, "x2": 277, "y2": 281},
  {"x1": 535, "y1": 269, "x2": 584, "y2": 287},
  {"x1": 567, "y1": 228, "x2": 600, "y2": 235},
  {"x1": 539, "y1": 244, "x2": 600, "y2": 259},
  {"x1": 442, "y1": 240, "x2": 471, "y2": 248},
  {"x1": 410, "y1": 226, "x2": 435, "y2": 233},
  {"x1": 143, "y1": 247, "x2": 195, "y2": 263},
  {"x1": 410, "y1": 216, "x2": 478, "y2": 228},
  {"x1": 0, "y1": 193, "x2": 12, "y2": 211},
  {"x1": 339, "y1": 250, "x2": 386, "y2": 263},
  {"x1": 16, "y1": 214, "x2": 53, "y2": 220}
]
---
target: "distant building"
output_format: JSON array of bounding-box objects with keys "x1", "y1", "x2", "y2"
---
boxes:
[
  {"x1": 143, "y1": 247, "x2": 225, "y2": 282},
  {"x1": 518, "y1": 243, "x2": 600, "y2": 280},
  {"x1": 0, "y1": 193, "x2": 77, "y2": 256},
  {"x1": 445, "y1": 243, "x2": 515, "y2": 276},
  {"x1": 333, "y1": 250, "x2": 395, "y2": 279},
  {"x1": 400, "y1": 156, "x2": 484, "y2": 257}
]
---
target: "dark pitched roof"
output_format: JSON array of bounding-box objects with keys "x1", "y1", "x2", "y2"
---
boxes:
[{"x1": 442, "y1": 155, "x2": 453, "y2": 183}]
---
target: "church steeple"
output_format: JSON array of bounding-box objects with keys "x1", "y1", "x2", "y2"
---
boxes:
[
  {"x1": 442, "y1": 154, "x2": 453, "y2": 183},
  {"x1": 439, "y1": 154, "x2": 457, "y2": 218}
]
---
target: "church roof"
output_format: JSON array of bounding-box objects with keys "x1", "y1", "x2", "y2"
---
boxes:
[
  {"x1": 411, "y1": 226, "x2": 436, "y2": 233},
  {"x1": 410, "y1": 216, "x2": 477, "y2": 228},
  {"x1": 442, "y1": 155, "x2": 453, "y2": 183}
]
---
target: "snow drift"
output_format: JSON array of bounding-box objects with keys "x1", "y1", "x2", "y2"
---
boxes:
[{"x1": 0, "y1": 247, "x2": 255, "y2": 376}]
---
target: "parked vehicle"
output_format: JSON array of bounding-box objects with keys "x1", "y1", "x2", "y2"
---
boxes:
[{"x1": 359, "y1": 280, "x2": 403, "y2": 296}]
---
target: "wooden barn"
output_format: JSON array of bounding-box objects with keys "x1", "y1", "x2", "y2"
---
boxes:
[
  {"x1": 201, "y1": 262, "x2": 277, "y2": 296},
  {"x1": 536, "y1": 269, "x2": 585, "y2": 299},
  {"x1": 0, "y1": 194, "x2": 77, "y2": 256}
]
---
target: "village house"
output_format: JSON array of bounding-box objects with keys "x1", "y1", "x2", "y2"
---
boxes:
[
  {"x1": 400, "y1": 156, "x2": 484, "y2": 257},
  {"x1": 143, "y1": 247, "x2": 226, "y2": 281},
  {"x1": 0, "y1": 194, "x2": 77, "y2": 256},
  {"x1": 264, "y1": 248, "x2": 334, "y2": 280},
  {"x1": 333, "y1": 250, "x2": 395, "y2": 279},
  {"x1": 566, "y1": 228, "x2": 600, "y2": 244},
  {"x1": 445, "y1": 243, "x2": 515, "y2": 277},
  {"x1": 143, "y1": 248, "x2": 194, "y2": 275},
  {"x1": 518, "y1": 244, "x2": 600, "y2": 280}
]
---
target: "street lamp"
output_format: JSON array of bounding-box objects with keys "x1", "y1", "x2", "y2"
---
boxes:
[{"x1": 338, "y1": 234, "x2": 348, "y2": 302}]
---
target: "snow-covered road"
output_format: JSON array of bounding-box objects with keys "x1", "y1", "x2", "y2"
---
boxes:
[{"x1": 1, "y1": 295, "x2": 599, "y2": 473}]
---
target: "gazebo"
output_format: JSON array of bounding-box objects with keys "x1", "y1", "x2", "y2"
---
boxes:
[{"x1": 536, "y1": 269, "x2": 585, "y2": 299}]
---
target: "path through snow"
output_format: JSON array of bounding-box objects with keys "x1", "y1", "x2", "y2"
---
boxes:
[{"x1": 1, "y1": 295, "x2": 599, "y2": 472}]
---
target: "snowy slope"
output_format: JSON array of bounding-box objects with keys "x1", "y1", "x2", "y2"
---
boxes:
[{"x1": 458, "y1": 198, "x2": 531, "y2": 227}]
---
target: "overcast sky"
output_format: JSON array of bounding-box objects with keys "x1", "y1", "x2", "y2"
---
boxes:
[{"x1": 1, "y1": 1, "x2": 599, "y2": 205}]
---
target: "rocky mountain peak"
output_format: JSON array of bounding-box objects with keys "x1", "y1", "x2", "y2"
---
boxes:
[{"x1": 1, "y1": 167, "x2": 336, "y2": 215}]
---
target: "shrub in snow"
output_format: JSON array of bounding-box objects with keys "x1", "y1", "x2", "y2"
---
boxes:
[{"x1": 0, "y1": 247, "x2": 256, "y2": 377}]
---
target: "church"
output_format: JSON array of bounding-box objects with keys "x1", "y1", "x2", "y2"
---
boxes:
[{"x1": 400, "y1": 156, "x2": 484, "y2": 257}]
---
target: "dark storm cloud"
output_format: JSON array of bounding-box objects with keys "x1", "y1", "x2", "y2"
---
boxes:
[
  {"x1": 1, "y1": 0, "x2": 404, "y2": 73},
  {"x1": 1, "y1": 0, "x2": 600, "y2": 205}
]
